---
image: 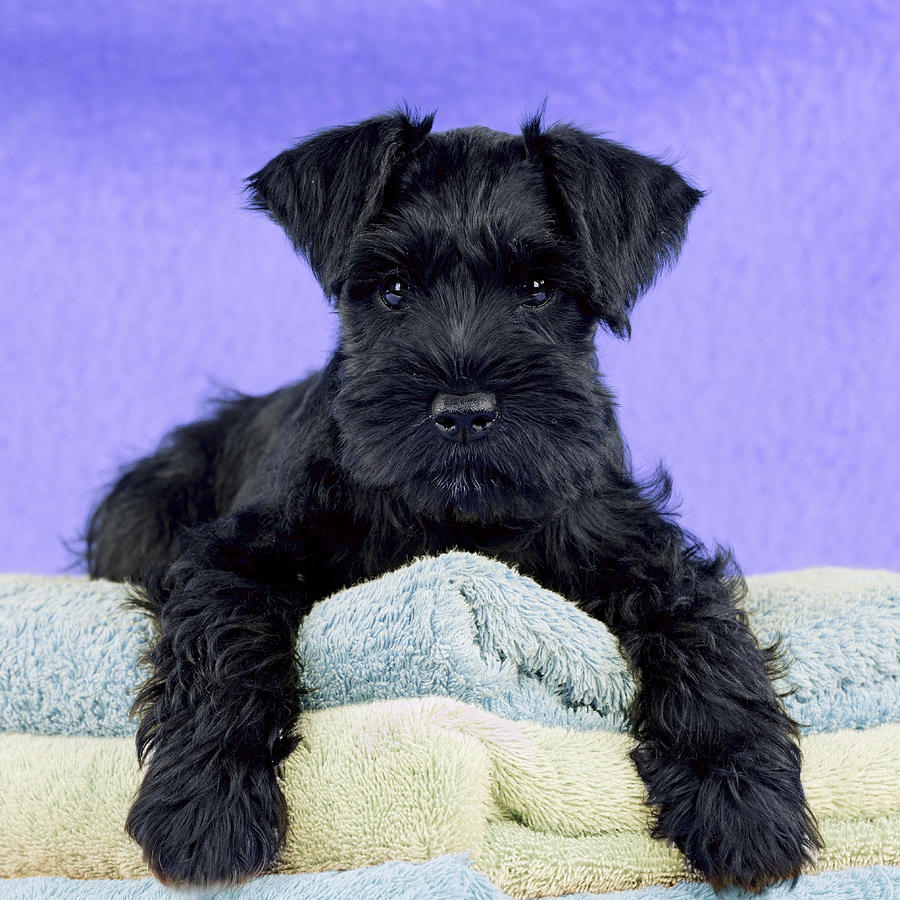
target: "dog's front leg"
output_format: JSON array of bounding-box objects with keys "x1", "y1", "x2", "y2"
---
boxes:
[
  {"x1": 125, "y1": 505, "x2": 306, "y2": 887},
  {"x1": 612, "y1": 559, "x2": 821, "y2": 890},
  {"x1": 545, "y1": 492, "x2": 821, "y2": 891}
]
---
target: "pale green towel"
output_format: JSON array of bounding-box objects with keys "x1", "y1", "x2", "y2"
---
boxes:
[{"x1": 1, "y1": 697, "x2": 897, "y2": 897}]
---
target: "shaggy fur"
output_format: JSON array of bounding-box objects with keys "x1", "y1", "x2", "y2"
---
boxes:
[{"x1": 85, "y1": 109, "x2": 821, "y2": 891}]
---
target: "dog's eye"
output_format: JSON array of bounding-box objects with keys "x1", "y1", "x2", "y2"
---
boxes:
[
  {"x1": 379, "y1": 278, "x2": 409, "y2": 310},
  {"x1": 519, "y1": 276, "x2": 554, "y2": 308}
]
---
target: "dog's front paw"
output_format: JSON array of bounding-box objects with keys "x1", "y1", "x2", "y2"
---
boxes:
[
  {"x1": 126, "y1": 753, "x2": 286, "y2": 887},
  {"x1": 634, "y1": 744, "x2": 821, "y2": 892}
]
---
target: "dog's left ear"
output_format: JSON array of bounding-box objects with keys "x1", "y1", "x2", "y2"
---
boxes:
[
  {"x1": 246, "y1": 109, "x2": 434, "y2": 298},
  {"x1": 523, "y1": 118, "x2": 703, "y2": 337}
]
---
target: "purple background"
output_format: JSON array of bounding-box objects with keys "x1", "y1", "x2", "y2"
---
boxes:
[{"x1": 2, "y1": 1, "x2": 898, "y2": 576}]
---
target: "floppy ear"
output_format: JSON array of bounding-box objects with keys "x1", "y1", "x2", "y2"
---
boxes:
[
  {"x1": 246, "y1": 109, "x2": 434, "y2": 298},
  {"x1": 523, "y1": 117, "x2": 703, "y2": 337}
]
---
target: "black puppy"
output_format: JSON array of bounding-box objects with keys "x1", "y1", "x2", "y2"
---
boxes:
[{"x1": 86, "y1": 109, "x2": 820, "y2": 891}]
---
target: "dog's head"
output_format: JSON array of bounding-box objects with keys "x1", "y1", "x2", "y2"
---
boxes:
[{"x1": 247, "y1": 110, "x2": 701, "y2": 522}]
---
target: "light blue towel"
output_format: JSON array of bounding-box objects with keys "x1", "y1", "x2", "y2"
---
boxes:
[
  {"x1": 0, "y1": 856, "x2": 897, "y2": 900},
  {"x1": 1, "y1": 555, "x2": 898, "y2": 738}
]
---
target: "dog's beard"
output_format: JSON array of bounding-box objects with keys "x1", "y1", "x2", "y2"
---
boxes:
[
  {"x1": 331, "y1": 353, "x2": 607, "y2": 524},
  {"x1": 340, "y1": 433, "x2": 561, "y2": 522},
  {"x1": 423, "y1": 451, "x2": 520, "y2": 521}
]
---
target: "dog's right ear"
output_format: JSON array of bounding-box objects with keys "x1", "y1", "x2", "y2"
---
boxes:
[{"x1": 246, "y1": 109, "x2": 434, "y2": 298}]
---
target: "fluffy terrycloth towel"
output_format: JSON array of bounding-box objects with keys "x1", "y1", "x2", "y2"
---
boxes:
[
  {"x1": 2, "y1": 859, "x2": 898, "y2": 900},
  {"x1": 1, "y1": 859, "x2": 898, "y2": 900},
  {"x1": 2, "y1": 557, "x2": 898, "y2": 738},
  {"x1": 0, "y1": 554, "x2": 898, "y2": 898},
  {"x1": 1, "y1": 698, "x2": 898, "y2": 893}
]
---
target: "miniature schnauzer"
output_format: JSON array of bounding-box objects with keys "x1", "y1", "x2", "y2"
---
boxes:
[{"x1": 86, "y1": 109, "x2": 820, "y2": 891}]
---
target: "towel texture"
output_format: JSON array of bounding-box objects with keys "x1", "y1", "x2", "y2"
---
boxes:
[
  {"x1": 1, "y1": 698, "x2": 898, "y2": 894},
  {"x1": 1, "y1": 860, "x2": 898, "y2": 900},
  {"x1": 1, "y1": 555, "x2": 898, "y2": 737},
  {"x1": 0, "y1": 554, "x2": 898, "y2": 898}
]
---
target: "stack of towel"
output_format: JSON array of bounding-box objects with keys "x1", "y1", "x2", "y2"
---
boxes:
[{"x1": 0, "y1": 553, "x2": 898, "y2": 898}]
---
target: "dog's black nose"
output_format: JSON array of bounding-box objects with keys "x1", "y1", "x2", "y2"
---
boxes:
[{"x1": 431, "y1": 392, "x2": 498, "y2": 443}]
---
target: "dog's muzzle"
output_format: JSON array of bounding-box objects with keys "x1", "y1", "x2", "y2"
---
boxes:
[{"x1": 431, "y1": 392, "x2": 498, "y2": 444}]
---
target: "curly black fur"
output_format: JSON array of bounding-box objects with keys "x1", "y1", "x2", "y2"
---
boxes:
[{"x1": 84, "y1": 108, "x2": 821, "y2": 890}]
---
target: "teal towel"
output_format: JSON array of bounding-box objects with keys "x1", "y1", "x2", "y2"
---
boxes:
[{"x1": 1, "y1": 556, "x2": 899, "y2": 738}]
